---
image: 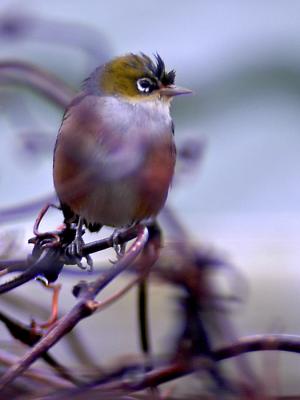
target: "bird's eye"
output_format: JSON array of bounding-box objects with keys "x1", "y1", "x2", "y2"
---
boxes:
[{"x1": 136, "y1": 77, "x2": 154, "y2": 93}]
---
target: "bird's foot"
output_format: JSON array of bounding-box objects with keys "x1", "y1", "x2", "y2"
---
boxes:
[
  {"x1": 111, "y1": 228, "x2": 128, "y2": 260},
  {"x1": 66, "y1": 221, "x2": 93, "y2": 271}
]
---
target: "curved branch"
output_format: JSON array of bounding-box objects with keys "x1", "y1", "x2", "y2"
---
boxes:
[
  {"x1": 134, "y1": 334, "x2": 300, "y2": 390},
  {"x1": 0, "y1": 247, "x2": 63, "y2": 295},
  {"x1": 0, "y1": 61, "x2": 74, "y2": 107},
  {"x1": 214, "y1": 334, "x2": 300, "y2": 360},
  {"x1": 0, "y1": 226, "x2": 149, "y2": 390},
  {"x1": 61, "y1": 334, "x2": 300, "y2": 395}
]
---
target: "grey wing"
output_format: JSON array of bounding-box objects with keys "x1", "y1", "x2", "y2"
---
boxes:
[{"x1": 59, "y1": 94, "x2": 147, "y2": 182}]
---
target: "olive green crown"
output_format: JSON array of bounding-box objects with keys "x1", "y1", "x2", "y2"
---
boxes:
[{"x1": 86, "y1": 53, "x2": 176, "y2": 99}]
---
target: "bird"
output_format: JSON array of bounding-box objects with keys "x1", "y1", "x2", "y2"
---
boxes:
[{"x1": 53, "y1": 53, "x2": 191, "y2": 263}]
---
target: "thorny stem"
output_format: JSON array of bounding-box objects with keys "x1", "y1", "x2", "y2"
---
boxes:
[{"x1": 0, "y1": 226, "x2": 149, "y2": 390}]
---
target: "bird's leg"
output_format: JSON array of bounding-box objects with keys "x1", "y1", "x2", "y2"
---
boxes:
[
  {"x1": 67, "y1": 218, "x2": 93, "y2": 270},
  {"x1": 31, "y1": 280, "x2": 61, "y2": 332},
  {"x1": 74, "y1": 217, "x2": 84, "y2": 255}
]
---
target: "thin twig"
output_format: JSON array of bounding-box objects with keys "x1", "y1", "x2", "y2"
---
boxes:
[
  {"x1": 32, "y1": 203, "x2": 61, "y2": 248},
  {"x1": 90, "y1": 228, "x2": 160, "y2": 311},
  {"x1": 91, "y1": 258, "x2": 154, "y2": 313}
]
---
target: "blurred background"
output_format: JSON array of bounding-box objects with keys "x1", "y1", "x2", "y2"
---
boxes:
[{"x1": 0, "y1": 0, "x2": 300, "y2": 397}]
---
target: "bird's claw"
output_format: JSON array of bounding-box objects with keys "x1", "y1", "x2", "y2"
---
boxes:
[
  {"x1": 66, "y1": 236, "x2": 93, "y2": 271},
  {"x1": 111, "y1": 229, "x2": 127, "y2": 260}
]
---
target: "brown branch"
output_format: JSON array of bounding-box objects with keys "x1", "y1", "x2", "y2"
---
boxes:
[
  {"x1": 0, "y1": 309, "x2": 79, "y2": 385},
  {"x1": 0, "y1": 224, "x2": 143, "y2": 295},
  {"x1": 214, "y1": 334, "x2": 300, "y2": 360},
  {"x1": 81, "y1": 226, "x2": 140, "y2": 256},
  {"x1": 90, "y1": 247, "x2": 156, "y2": 312},
  {"x1": 0, "y1": 247, "x2": 63, "y2": 295},
  {"x1": 0, "y1": 225, "x2": 149, "y2": 390},
  {"x1": 0, "y1": 61, "x2": 74, "y2": 225},
  {"x1": 16, "y1": 331, "x2": 300, "y2": 397},
  {"x1": 66, "y1": 334, "x2": 300, "y2": 396},
  {"x1": 0, "y1": 348, "x2": 74, "y2": 389},
  {"x1": 134, "y1": 334, "x2": 300, "y2": 390},
  {"x1": 0, "y1": 61, "x2": 74, "y2": 107},
  {"x1": 159, "y1": 205, "x2": 260, "y2": 389}
]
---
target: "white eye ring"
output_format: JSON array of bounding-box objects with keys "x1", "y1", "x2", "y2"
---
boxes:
[{"x1": 136, "y1": 77, "x2": 152, "y2": 93}]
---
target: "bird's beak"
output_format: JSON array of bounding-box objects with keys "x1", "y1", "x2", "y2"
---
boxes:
[{"x1": 159, "y1": 85, "x2": 193, "y2": 97}]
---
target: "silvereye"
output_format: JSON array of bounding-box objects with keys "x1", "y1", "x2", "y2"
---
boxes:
[{"x1": 53, "y1": 53, "x2": 191, "y2": 243}]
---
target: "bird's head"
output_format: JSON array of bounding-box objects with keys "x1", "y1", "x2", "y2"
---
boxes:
[{"x1": 95, "y1": 53, "x2": 192, "y2": 103}]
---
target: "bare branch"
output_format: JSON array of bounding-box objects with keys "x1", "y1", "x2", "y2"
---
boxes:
[
  {"x1": 57, "y1": 334, "x2": 300, "y2": 396},
  {"x1": 0, "y1": 224, "x2": 143, "y2": 294},
  {"x1": 0, "y1": 61, "x2": 74, "y2": 106},
  {"x1": 0, "y1": 348, "x2": 74, "y2": 389},
  {"x1": 0, "y1": 226, "x2": 150, "y2": 390}
]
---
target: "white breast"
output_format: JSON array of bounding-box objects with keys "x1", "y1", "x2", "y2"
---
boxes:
[
  {"x1": 56, "y1": 94, "x2": 174, "y2": 227},
  {"x1": 99, "y1": 96, "x2": 172, "y2": 139}
]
